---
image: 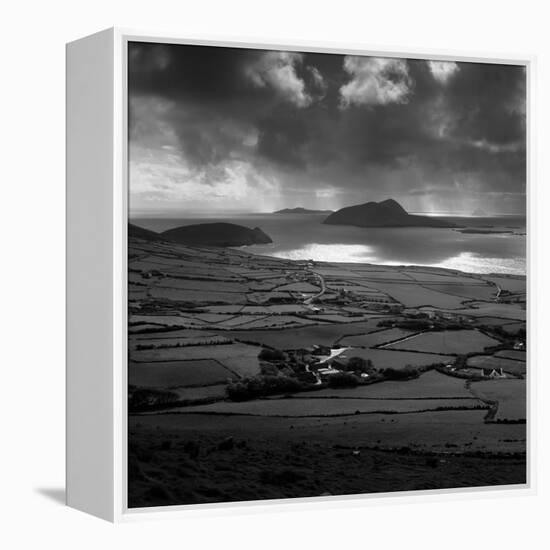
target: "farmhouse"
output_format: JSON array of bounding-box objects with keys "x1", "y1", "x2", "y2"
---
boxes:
[
  {"x1": 489, "y1": 368, "x2": 507, "y2": 379},
  {"x1": 480, "y1": 368, "x2": 507, "y2": 379},
  {"x1": 316, "y1": 367, "x2": 342, "y2": 378},
  {"x1": 513, "y1": 341, "x2": 525, "y2": 350},
  {"x1": 314, "y1": 347, "x2": 350, "y2": 365}
]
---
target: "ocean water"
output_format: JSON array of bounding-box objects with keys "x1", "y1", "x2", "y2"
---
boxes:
[{"x1": 132, "y1": 213, "x2": 526, "y2": 276}]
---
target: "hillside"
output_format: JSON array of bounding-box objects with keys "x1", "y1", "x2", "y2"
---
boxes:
[
  {"x1": 128, "y1": 223, "x2": 166, "y2": 242},
  {"x1": 323, "y1": 199, "x2": 456, "y2": 228}
]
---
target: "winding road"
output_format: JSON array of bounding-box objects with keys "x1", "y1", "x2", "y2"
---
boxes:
[{"x1": 304, "y1": 270, "x2": 327, "y2": 305}]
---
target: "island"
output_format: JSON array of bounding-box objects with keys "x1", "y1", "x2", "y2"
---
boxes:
[
  {"x1": 273, "y1": 207, "x2": 334, "y2": 214},
  {"x1": 130, "y1": 222, "x2": 272, "y2": 247},
  {"x1": 159, "y1": 222, "x2": 273, "y2": 247},
  {"x1": 323, "y1": 198, "x2": 457, "y2": 228}
]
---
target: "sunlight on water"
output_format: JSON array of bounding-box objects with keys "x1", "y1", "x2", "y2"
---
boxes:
[
  {"x1": 427, "y1": 252, "x2": 525, "y2": 275},
  {"x1": 135, "y1": 215, "x2": 526, "y2": 276},
  {"x1": 271, "y1": 244, "x2": 525, "y2": 275},
  {"x1": 272, "y1": 244, "x2": 378, "y2": 263}
]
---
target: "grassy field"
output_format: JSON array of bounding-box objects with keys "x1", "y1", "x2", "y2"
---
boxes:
[
  {"x1": 314, "y1": 266, "x2": 367, "y2": 278},
  {"x1": 171, "y1": 384, "x2": 227, "y2": 401},
  {"x1": 132, "y1": 328, "x2": 217, "y2": 340},
  {"x1": 130, "y1": 408, "x2": 526, "y2": 454},
  {"x1": 466, "y1": 355, "x2": 526, "y2": 376},
  {"x1": 129, "y1": 286, "x2": 148, "y2": 300},
  {"x1": 326, "y1": 282, "x2": 384, "y2": 293},
  {"x1": 310, "y1": 370, "x2": 474, "y2": 399},
  {"x1": 130, "y1": 314, "x2": 206, "y2": 328},
  {"x1": 203, "y1": 305, "x2": 245, "y2": 314},
  {"x1": 247, "y1": 291, "x2": 292, "y2": 303},
  {"x1": 350, "y1": 281, "x2": 468, "y2": 309},
  {"x1": 502, "y1": 322, "x2": 527, "y2": 334},
  {"x1": 304, "y1": 314, "x2": 368, "y2": 323},
  {"x1": 351, "y1": 269, "x2": 413, "y2": 281},
  {"x1": 228, "y1": 315, "x2": 318, "y2": 329},
  {"x1": 452, "y1": 303, "x2": 526, "y2": 321},
  {"x1": 192, "y1": 313, "x2": 237, "y2": 323},
  {"x1": 402, "y1": 270, "x2": 484, "y2": 284},
  {"x1": 267, "y1": 304, "x2": 310, "y2": 314},
  {"x1": 274, "y1": 282, "x2": 320, "y2": 292},
  {"x1": 150, "y1": 287, "x2": 247, "y2": 304},
  {"x1": 164, "y1": 397, "x2": 485, "y2": 417},
  {"x1": 129, "y1": 323, "x2": 169, "y2": 334},
  {"x1": 216, "y1": 315, "x2": 272, "y2": 328},
  {"x1": 221, "y1": 319, "x2": 386, "y2": 349},
  {"x1": 422, "y1": 283, "x2": 496, "y2": 301},
  {"x1": 385, "y1": 330, "x2": 500, "y2": 355},
  {"x1": 485, "y1": 276, "x2": 526, "y2": 294},
  {"x1": 472, "y1": 316, "x2": 520, "y2": 327},
  {"x1": 340, "y1": 348, "x2": 451, "y2": 369},
  {"x1": 131, "y1": 342, "x2": 262, "y2": 377},
  {"x1": 156, "y1": 278, "x2": 248, "y2": 292},
  {"x1": 339, "y1": 328, "x2": 414, "y2": 347},
  {"x1": 470, "y1": 379, "x2": 526, "y2": 421},
  {"x1": 240, "y1": 306, "x2": 272, "y2": 314},
  {"x1": 129, "y1": 359, "x2": 233, "y2": 388},
  {"x1": 494, "y1": 350, "x2": 526, "y2": 361},
  {"x1": 129, "y1": 334, "x2": 230, "y2": 349}
]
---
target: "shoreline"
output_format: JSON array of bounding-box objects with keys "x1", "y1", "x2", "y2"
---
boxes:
[
  {"x1": 239, "y1": 247, "x2": 528, "y2": 279},
  {"x1": 129, "y1": 215, "x2": 527, "y2": 277}
]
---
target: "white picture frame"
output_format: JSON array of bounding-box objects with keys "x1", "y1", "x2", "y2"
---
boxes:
[{"x1": 66, "y1": 27, "x2": 535, "y2": 522}]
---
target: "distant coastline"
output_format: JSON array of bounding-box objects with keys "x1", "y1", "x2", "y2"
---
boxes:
[
  {"x1": 272, "y1": 207, "x2": 334, "y2": 215},
  {"x1": 130, "y1": 212, "x2": 526, "y2": 277},
  {"x1": 129, "y1": 220, "x2": 526, "y2": 278}
]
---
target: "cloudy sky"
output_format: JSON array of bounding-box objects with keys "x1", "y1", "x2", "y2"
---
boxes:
[{"x1": 128, "y1": 42, "x2": 526, "y2": 216}]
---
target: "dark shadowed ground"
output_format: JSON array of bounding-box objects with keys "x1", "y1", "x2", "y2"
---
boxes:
[{"x1": 128, "y1": 416, "x2": 525, "y2": 508}]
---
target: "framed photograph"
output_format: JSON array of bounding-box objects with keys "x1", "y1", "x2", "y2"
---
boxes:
[{"x1": 66, "y1": 28, "x2": 532, "y2": 521}]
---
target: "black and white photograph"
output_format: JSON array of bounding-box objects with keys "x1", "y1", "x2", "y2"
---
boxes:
[
  {"x1": 127, "y1": 41, "x2": 527, "y2": 508},
  {"x1": 8, "y1": 0, "x2": 550, "y2": 544}
]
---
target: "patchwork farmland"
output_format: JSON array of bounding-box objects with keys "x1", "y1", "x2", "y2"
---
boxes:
[{"x1": 127, "y1": 232, "x2": 527, "y2": 507}]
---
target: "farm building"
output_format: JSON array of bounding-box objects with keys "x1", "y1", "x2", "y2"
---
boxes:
[
  {"x1": 317, "y1": 367, "x2": 342, "y2": 378},
  {"x1": 513, "y1": 341, "x2": 525, "y2": 350},
  {"x1": 480, "y1": 368, "x2": 507, "y2": 379}
]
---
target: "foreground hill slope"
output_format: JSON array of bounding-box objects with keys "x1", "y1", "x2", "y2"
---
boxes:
[{"x1": 323, "y1": 199, "x2": 456, "y2": 228}]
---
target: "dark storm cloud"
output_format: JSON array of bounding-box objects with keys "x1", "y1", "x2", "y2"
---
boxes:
[
  {"x1": 129, "y1": 42, "x2": 329, "y2": 170},
  {"x1": 443, "y1": 62, "x2": 526, "y2": 145},
  {"x1": 129, "y1": 41, "x2": 526, "y2": 213},
  {"x1": 129, "y1": 43, "x2": 255, "y2": 101},
  {"x1": 256, "y1": 108, "x2": 311, "y2": 168},
  {"x1": 329, "y1": 60, "x2": 525, "y2": 174}
]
